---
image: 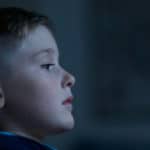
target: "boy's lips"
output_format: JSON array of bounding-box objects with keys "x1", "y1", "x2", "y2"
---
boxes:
[{"x1": 62, "y1": 96, "x2": 74, "y2": 105}]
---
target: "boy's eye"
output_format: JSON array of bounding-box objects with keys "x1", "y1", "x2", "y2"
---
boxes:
[{"x1": 41, "y1": 64, "x2": 55, "y2": 71}]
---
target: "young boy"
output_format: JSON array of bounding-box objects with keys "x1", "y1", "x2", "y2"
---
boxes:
[{"x1": 0, "y1": 7, "x2": 76, "y2": 150}]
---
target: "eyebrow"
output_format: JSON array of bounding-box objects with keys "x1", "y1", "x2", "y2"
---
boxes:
[{"x1": 32, "y1": 48, "x2": 59, "y2": 58}]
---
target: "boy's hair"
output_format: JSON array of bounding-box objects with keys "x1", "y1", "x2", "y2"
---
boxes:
[{"x1": 0, "y1": 7, "x2": 54, "y2": 39}]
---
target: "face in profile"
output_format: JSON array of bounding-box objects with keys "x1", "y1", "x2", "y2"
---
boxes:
[{"x1": 0, "y1": 25, "x2": 76, "y2": 139}]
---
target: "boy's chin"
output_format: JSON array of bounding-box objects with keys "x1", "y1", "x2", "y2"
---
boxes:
[
  {"x1": 53, "y1": 118, "x2": 75, "y2": 134},
  {"x1": 65, "y1": 118, "x2": 75, "y2": 130},
  {"x1": 60, "y1": 118, "x2": 74, "y2": 132}
]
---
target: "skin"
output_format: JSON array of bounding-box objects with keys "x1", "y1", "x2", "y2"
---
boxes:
[{"x1": 0, "y1": 25, "x2": 76, "y2": 143}]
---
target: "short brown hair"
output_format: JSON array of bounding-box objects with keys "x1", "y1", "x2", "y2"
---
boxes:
[{"x1": 0, "y1": 7, "x2": 54, "y2": 39}]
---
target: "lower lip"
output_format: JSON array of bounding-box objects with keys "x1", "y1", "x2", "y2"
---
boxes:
[{"x1": 64, "y1": 103, "x2": 73, "y2": 112}]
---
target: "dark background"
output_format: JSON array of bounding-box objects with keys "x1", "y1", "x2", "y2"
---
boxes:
[{"x1": 1, "y1": 0, "x2": 150, "y2": 149}]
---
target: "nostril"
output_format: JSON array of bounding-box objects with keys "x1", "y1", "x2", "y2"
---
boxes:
[
  {"x1": 67, "y1": 81, "x2": 73, "y2": 87},
  {"x1": 62, "y1": 71, "x2": 75, "y2": 88},
  {"x1": 64, "y1": 78, "x2": 73, "y2": 88},
  {"x1": 68, "y1": 75, "x2": 75, "y2": 88}
]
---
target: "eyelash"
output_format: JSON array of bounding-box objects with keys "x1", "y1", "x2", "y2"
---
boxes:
[{"x1": 41, "y1": 64, "x2": 55, "y2": 71}]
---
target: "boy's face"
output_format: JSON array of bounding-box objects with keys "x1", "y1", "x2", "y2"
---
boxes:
[{"x1": 0, "y1": 25, "x2": 75, "y2": 138}]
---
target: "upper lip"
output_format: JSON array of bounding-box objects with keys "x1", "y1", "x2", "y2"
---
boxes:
[{"x1": 62, "y1": 96, "x2": 74, "y2": 105}]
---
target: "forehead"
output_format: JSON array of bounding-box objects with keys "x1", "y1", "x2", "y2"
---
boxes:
[{"x1": 17, "y1": 25, "x2": 59, "y2": 58}]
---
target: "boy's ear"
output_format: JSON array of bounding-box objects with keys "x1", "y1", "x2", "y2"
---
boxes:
[{"x1": 0, "y1": 85, "x2": 5, "y2": 109}]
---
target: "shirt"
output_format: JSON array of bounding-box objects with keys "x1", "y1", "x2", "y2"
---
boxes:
[{"x1": 0, "y1": 131, "x2": 57, "y2": 150}]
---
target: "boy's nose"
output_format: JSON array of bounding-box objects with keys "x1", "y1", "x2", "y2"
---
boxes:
[{"x1": 62, "y1": 71, "x2": 76, "y2": 88}]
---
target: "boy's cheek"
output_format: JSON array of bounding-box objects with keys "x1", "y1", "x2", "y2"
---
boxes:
[{"x1": 2, "y1": 69, "x2": 62, "y2": 106}]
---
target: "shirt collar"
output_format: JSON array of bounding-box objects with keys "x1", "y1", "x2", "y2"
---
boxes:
[{"x1": 0, "y1": 131, "x2": 57, "y2": 150}]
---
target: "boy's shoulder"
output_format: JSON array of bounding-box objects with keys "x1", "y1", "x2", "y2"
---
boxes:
[{"x1": 0, "y1": 131, "x2": 55, "y2": 150}]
